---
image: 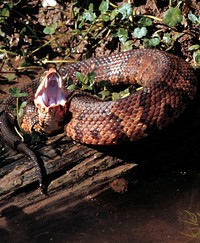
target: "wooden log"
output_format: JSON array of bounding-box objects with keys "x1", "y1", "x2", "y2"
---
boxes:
[
  {"x1": 0, "y1": 132, "x2": 137, "y2": 214},
  {"x1": 0, "y1": 87, "x2": 200, "y2": 220}
]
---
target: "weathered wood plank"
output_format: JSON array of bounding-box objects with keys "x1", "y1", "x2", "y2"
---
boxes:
[
  {"x1": 0, "y1": 87, "x2": 200, "y2": 218},
  {"x1": 0, "y1": 132, "x2": 137, "y2": 214}
]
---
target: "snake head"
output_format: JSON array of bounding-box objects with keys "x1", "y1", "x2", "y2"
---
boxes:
[{"x1": 34, "y1": 68, "x2": 67, "y2": 134}]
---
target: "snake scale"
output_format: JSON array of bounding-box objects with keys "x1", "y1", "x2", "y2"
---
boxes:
[
  {"x1": 0, "y1": 49, "x2": 197, "y2": 191},
  {"x1": 61, "y1": 49, "x2": 197, "y2": 144}
]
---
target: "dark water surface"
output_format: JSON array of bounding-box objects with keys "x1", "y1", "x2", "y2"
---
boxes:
[
  {"x1": 1, "y1": 160, "x2": 200, "y2": 243},
  {"x1": 1, "y1": 73, "x2": 200, "y2": 243}
]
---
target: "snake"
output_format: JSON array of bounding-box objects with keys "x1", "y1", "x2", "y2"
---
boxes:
[{"x1": 0, "y1": 48, "x2": 197, "y2": 191}]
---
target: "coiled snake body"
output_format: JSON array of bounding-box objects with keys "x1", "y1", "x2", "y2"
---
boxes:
[
  {"x1": 0, "y1": 49, "x2": 197, "y2": 190},
  {"x1": 59, "y1": 49, "x2": 197, "y2": 144},
  {"x1": 3, "y1": 49, "x2": 198, "y2": 145}
]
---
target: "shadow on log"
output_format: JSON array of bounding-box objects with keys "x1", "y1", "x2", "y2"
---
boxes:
[{"x1": 0, "y1": 86, "x2": 200, "y2": 232}]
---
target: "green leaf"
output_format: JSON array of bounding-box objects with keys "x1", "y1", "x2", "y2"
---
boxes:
[
  {"x1": 82, "y1": 84, "x2": 93, "y2": 91},
  {"x1": 148, "y1": 37, "x2": 160, "y2": 46},
  {"x1": 188, "y1": 12, "x2": 200, "y2": 25},
  {"x1": 112, "y1": 92, "x2": 120, "y2": 100},
  {"x1": 18, "y1": 101, "x2": 27, "y2": 117},
  {"x1": 162, "y1": 33, "x2": 171, "y2": 44},
  {"x1": 75, "y1": 72, "x2": 85, "y2": 82},
  {"x1": 172, "y1": 32, "x2": 184, "y2": 41},
  {"x1": 99, "y1": 0, "x2": 109, "y2": 13},
  {"x1": 67, "y1": 84, "x2": 77, "y2": 91},
  {"x1": 43, "y1": 22, "x2": 57, "y2": 35},
  {"x1": 194, "y1": 50, "x2": 200, "y2": 64},
  {"x1": 112, "y1": 88, "x2": 130, "y2": 100},
  {"x1": 139, "y1": 17, "x2": 152, "y2": 27},
  {"x1": 8, "y1": 2, "x2": 14, "y2": 9},
  {"x1": 101, "y1": 14, "x2": 110, "y2": 22},
  {"x1": 118, "y1": 3, "x2": 132, "y2": 20},
  {"x1": 189, "y1": 44, "x2": 200, "y2": 51},
  {"x1": 132, "y1": 27, "x2": 147, "y2": 39},
  {"x1": 2, "y1": 8, "x2": 10, "y2": 17},
  {"x1": 121, "y1": 40, "x2": 134, "y2": 51},
  {"x1": 87, "y1": 72, "x2": 96, "y2": 84},
  {"x1": 163, "y1": 7, "x2": 183, "y2": 27},
  {"x1": 116, "y1": 28, "x2": 128, "y2": 43},
  {"x1": 88, "y1": 3, "x2": 94, "y2": 12},
  {"x1": 9, "y1": 87, "x2": 28, "y2": 98},
  {"x1": 6, "y1": 73, "x2": 16, "y2": 81},
  {"x1": 82, "y1": 3, "x2": 96, "y2": 22},
  {"x1": 20, "y1": 101, "x2": 28, "y2": 109},
  {"x1": 83, "y1": 11, "x2": 96, "y2": 22},
  {"x1": 119, "y1": 87, "x2": 130, "y2": 98},
  {"x1": 98, "y1": 89, "x2": 111, "y2": 100},
  {"x1": 110, "y1": 8, "x2": 118, "y2": 20},
  {"x1": 188, "y1": 12, "x2": 197, "y2": 23}
]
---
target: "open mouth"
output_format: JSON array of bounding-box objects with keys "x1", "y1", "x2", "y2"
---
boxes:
[{"x1": 34, "y1": 68, "x2": 67, "y2": 110}]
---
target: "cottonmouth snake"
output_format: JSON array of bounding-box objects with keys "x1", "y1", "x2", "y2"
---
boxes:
[{"x1": 0, "y1": 49, "x2": 197, "y2": 191}]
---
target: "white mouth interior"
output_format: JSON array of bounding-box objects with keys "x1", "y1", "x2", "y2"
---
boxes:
[{"x1": 35, "y1": 72, "x2": 66, "y2": 108}]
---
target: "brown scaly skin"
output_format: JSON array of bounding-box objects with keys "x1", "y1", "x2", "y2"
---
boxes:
[
  {"x1": 16, "y1": 49, "x2": 198, "y2": 144},
  {"x1": 59, "y1": 49, "x2": 197, "y2": 144},
  {"x1": 0, "y1": 107, "x2": 45, "y2": 193},
  {"x1": 0, "y1": 49, "x2": 197, "y2": 191}
]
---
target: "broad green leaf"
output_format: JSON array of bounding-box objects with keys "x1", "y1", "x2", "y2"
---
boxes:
[
  {"x1": 139, "y1": 17, "x2": 152, "y2": 27},
  {"x1": 110, "y1": 8, "x2": 118, "y2": 20},
  {"x1": 98, "y1": 89, "x2": 111, "y2": 100},
  {"x1": 112, "y1": 92, "x2": 120, "y2": 100},
  {"x1": 87, "y1": 72, "x2": 96, "y2": 84},
  {"x1": 117, "y1": 28, "x2": 128, "y2": 43},
  {"x1": 188, "y1": 12, "x2": 197, "y2": 22},
  {"x1": 43, "y1": 22, "x2": 57, "y2": 35},
  {"x1": 2, "y1": 8, "x2": 10, "y2": 17},
  {"x1": 6, "y1": 73, "x2": 16, "y2": 81},
  {"x1": 132, "y1": 27, "x2": 147, "y2": 39},
  {"x1": 8, "y1": 2, "x2": 14, "y2": 9},
  {"x1": 75, "y1": 72, "x2": 85, "y2": 82},
  {"x1": 9, "y1": 87, "x2": 28, "y2": 98},
  {"x1": 194, "y1": 50, "x2": 200, "y2": 64},
  {"x1": 99, "y1": 0, "x2": 109, "y2": 13},
  {"x1": 82, "y1": 3, "x2": 96, "y2": 22},
  {"x1": 162, "y1": 33, "x2": 171, "y2": 44},
  {"x1": 101, "y1": 13, "x2": 110, "y2": 22},
  {"x1": 118, "y1": 3, "x2": 132, "y2": 20},
  {"x1": 83, "y1": 11, "x2": 96, "y2": 22},
  {"x1": 119, "y1": 87, "x2": 130, "y2": 98},
  {"x1": 121, "y1": 40, "x2": 134, "y2": 51},
  {"x1": 163, "y1": 7, "x2": 183, "y2": 27},
  {"x1": 88, "y1": 3, "x2": 94, "y2": 12},
  {"x1": 148, "y1": 37, "x2": 160, "y2": 46},
  {"x1": 20, "y1": 101, "x2": 28, "y2": 109}
]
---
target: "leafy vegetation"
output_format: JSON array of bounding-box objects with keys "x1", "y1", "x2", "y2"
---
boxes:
[
  {"x1": 0, "y1": 0, "x2": 199, "y2": 73},
  {"x1": 0, "y1": 0, "x2": 199, "y2": 107},
  {"x1": 67, "y1": 71, "x2": 136, "y2": 100},
  {"x1": 0, "y1": 0, "x2": 199, "y2": 136}
]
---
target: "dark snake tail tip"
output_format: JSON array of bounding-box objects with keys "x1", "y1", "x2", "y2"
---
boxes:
[{"x1": 39, "y1": 182, "x2": 49, "y2": 195}]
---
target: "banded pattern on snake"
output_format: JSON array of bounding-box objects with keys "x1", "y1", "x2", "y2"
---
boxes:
[
  {"x1": 0, "y1": 48, "x2": 197, "y2": 191},
  {"x1": 58, "y1": 49, "x2": 197, "y2": 145},
  {"x1": 1, "y1": 49, "x2": 198, "y2": 146}
]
